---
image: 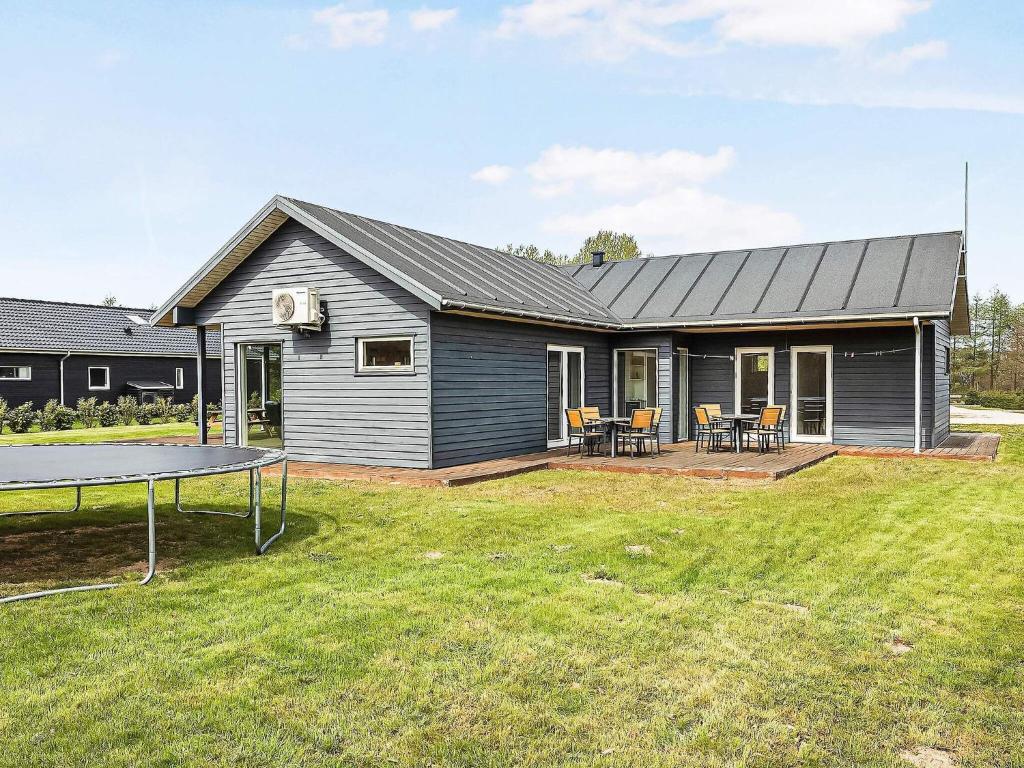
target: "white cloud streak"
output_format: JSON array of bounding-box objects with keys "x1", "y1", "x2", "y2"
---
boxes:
[
  {"x1": 471, "y1": 164, "x2": 515, "y2": 184},
  {"x1": 410, "y1": 7, "x2": 459, "y2": 31},
  {"x1": 313, "y1": 4, "x2": 390, "y2": 49},
  {"x1": 874, "y1": 39, "x2": 947, "y2": 72}
]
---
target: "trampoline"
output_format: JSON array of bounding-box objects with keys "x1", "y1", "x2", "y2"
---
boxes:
[{"x1": 0, "y1": 443, "x2": 287, "y2": 604}]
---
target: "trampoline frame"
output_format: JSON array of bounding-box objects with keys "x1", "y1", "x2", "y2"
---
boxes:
[{"x1": 0, "y1": 443, "x2": 287, "y2": 605}]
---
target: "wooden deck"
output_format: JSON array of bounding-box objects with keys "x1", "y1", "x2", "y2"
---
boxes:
[{"x1": 122, "y1": 430, "x2": 1000, "y2": 487}]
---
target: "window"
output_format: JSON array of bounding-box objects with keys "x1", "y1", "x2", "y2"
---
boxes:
[
  {"x1": 88, "y1": 366, "x2": 110, "y2": 390},
  {"x1": 175, "y1": 367, "x2": 184, "y2": 389},
  {"x1": 0, "y1": 366, "x2": 31, "y2": 380},
  {"x1": 358, "y1": 336, "x2": 414, "y2": 372},
  {"x1": 615, "y1": 349, "x2": 658, "y2": 416},
  {"x1": 944, "y1": 346, "x2": 951, "y2": 376}
]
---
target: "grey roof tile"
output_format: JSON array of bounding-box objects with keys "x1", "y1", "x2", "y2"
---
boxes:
[{"x1": 0, "y1": 298, "x2": 219, "y2": 355}]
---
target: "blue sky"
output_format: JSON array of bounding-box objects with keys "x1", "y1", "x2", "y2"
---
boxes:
[{"x1": 2, "y1": 1, "x2": 1021, "y2": 308}]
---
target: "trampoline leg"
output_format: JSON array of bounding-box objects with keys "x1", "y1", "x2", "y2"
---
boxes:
[
  {"x1": 0, "y1": 486, "x2": 82, "y2": 518},
  {"x1": 0, "y1": 483, "x2": 155, "y2": 605},
  {"x1": 254, "y1": 460, "x2": 287, "y2": 555},
  {"x1": 174, "y1": 473, "x2": 253, "y2": 518},
  {"x1": 140, "y1": 479, "x2": 157, "y2": 586}
]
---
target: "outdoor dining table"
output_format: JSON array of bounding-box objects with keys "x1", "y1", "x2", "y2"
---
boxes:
[
  {"x1": 591, "y1": 417, "x2": 630, "y2": 458},
  {"x1": 716, "y1": 413, "x2": 760, "y2": 453}
]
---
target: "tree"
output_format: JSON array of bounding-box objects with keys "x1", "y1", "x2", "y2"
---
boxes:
[
  {"x1": 497, "y1": 243, "x2": 566, "y2": 265},
  {"x1": 574, "y1": 231, "x2": 642, "y2": 264},
  {"x1": 101, "y1": 294, "x2": 119, "y2": 307}
]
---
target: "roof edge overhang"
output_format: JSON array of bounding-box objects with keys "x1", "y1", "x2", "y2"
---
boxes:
[
  {"x1": 151, "y1": 195, "x2": 447, "y2": 327},
  {"x1": 949, "y1": 239, "x2": 970, "y2": 335}
]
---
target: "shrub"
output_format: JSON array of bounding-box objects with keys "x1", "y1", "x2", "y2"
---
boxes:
[
  {"x1": 115, "y1": 395, "x2": 140, "y2": 426},
  {"x1": 38, "y1": 399, "x2": 76, "y2": 431},
  {"x1": 97, "y1": 401, "x2": 119, "y2": 427},
  {"x1": 170, "y1": 403, "x2": 192, "y2": 423},
  {"x1": 0, "y1": 397, "x2": 7, "y2": 434},
  {"x1": 136, "y1": 403, "x2": 158, "y2": 425},
  {"x1": 76, "y1": 397, "x2": 100, "y2": 428},
  {"x1": 961, "y1": 390, "x2": 1024, "y2": 410},
  {"x1": 6, "y1": 403, "x2": 36, "y2": 433},
  {"x1": 152, "y1": 396, "x2": 172, "y2": 422}
]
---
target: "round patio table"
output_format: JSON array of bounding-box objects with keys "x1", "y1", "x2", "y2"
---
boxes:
[
  {"x1": 591, "y1": 417, "x2": 630, "y2": 457},
  {"x1": 716, "y1": 413, "x2": 759, "y2": 453}
]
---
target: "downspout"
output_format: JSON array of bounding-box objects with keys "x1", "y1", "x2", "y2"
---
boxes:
[
  {"x1": 59, "y1": 352, "x2": 72, "y2": 406},
  {"x1": 913, "y1": 316, "x2": 922, "y2": 454}
]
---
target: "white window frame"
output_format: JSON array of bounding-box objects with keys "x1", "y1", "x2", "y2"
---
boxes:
[
  {"x1": 357, "y1": 335, "x2": 414, "y2": 373},
  {"x1": 612, "y1": 347, "x2": 659, "y2": 418},
  {"x1": 733, "y1": 347, "x2": 774, "y2": 414},
  {"x1": 88, "y1": 366, "x2": 110, "y2": 391},
  {"x1": 789, "y1": 345, "x2": 833, "y2": 443},
  {"x1": 0, "y1": 365, "x2": 31, "y2": 381},
  {"x1": 546, "y1": 344, "x2": 587, "y2": 448},
  {"x1": 175, "y1": 367, "x2": 184, "y2": 389}
]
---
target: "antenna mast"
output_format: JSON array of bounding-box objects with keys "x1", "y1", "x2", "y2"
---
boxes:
[{"x1": 963, "y1": 161, "x2": 968, "y2": 254}]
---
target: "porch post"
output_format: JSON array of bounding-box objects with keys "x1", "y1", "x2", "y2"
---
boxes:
[
  {"x1": 196, "y1": 325, "x2": 208, "y2": 445},
  {"x1": 913, "y1": 316, "x2": 922, "y2": 454}
]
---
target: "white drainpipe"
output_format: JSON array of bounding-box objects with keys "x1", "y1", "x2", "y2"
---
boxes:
[
  {"x1": 913, "y1": 317, "x2": 922, "y2": 454},
  {"x1": 59, "y1": 352, "x2": 72, "y2": 406}
]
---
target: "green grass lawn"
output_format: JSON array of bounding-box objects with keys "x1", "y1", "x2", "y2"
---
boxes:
[
  {"x1": 0, "y1": 421, "x2": 223, "y2": 445},
  {"x1": 0, "y1": 429, "x2": 1022, "y2": 767}
]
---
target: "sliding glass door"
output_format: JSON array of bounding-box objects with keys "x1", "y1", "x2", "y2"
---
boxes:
[
  {"x1": 615, "y1": 349, "x2": 658, "y2": 417},
  {"x1": 734, "y1": 347, "x2": 774, "y2": 414},
  {"x1": 676, "y1": 347, "x2": 688, "y2": 440},
  {"x1": 547, "y1": 345, "x2": 585, "y2": 448},
  {"x1": 790, "y1": 346, "x2": 832, "y2": 442}
]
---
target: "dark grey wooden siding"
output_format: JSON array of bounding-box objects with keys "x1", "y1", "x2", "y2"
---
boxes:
[
  {"x1": 682, "y1": 326, "x2": 934, "y2": 448},
  {"x1": 932, "y1": 319, "x2": 951, "y2": 446},
  {"x1": 0, "y1": 352, "x2": 220, "y2": 409},
  {"x1": 193, "y1": 219, "x2": 433, "y2": 468},
  {"x1": 430, "y1": 313, "x2": 611, "y2": 468},
  {"x1": 0, "y1": 353, "x2": 61, "y2": 408}
]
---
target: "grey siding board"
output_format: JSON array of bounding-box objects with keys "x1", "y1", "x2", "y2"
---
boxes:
[
  {"x1": 0, "y1": 353, "x2": 61, "y2": 408},
  {"x1": 194, "y1": 220, "x2": 433, "y2": 468},
  {"x1": 430, "y1": 314, "x2": 610, "y2": 468},
  {"x1": 932, "y1": 319, "x2": 951, "y2": 447}
]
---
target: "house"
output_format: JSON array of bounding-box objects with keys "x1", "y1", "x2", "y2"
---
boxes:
[
  {"x1": 0, "y1": 298, "x2": 222, "y2": 409},
  {"x1": 152, "y1": 195, "x2": 969, "y2": 467}
]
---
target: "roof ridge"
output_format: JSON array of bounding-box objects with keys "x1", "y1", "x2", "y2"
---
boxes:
[{"x1": 0, "y1": 296, "x2": 155, "y2": 313}]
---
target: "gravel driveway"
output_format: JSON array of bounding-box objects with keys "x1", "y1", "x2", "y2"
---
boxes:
[{"x1": 951, "y1": 406, "x2": 1024, "y2": 425}]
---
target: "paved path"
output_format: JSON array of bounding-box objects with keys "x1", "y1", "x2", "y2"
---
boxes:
[{"x1": 951, "y1": 406, "x2": 1024, "y2": 425}]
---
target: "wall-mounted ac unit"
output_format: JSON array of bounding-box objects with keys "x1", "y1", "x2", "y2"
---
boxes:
[{"x1": 272, "y1": 287, "x2": 323, "y2": 330}]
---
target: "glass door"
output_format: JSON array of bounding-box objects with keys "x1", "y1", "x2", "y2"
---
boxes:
[
  {"x1": 615, "y1": 349, "x2": 658, "y2": 417},
  {"x1": 237, "y1": 342, "x2": 283, "y2": 449},
  {"x1": 547, "y1": 345, "x2": 585, "y2": 447},
  {"x1": 734, "y1": 347, "x2": 774, "y2": 415},
  {"x1": 790, "y1": 346, "x2": 832, "y2": 442},
  {"x1": 676, "y1": 347, "x2": 688, "y2": 440}
]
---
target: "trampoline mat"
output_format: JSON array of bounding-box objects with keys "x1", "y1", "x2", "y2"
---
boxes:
[{"x1": 0, "y1": 444, "x2": 279, "y2": 487}]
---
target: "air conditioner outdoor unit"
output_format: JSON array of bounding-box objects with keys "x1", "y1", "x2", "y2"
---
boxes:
[{"x1": 272, "y1": 287, "x2": 323, "y2": 330}]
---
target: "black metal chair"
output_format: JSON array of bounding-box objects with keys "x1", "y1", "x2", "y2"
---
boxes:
[
  {"x1": 264, "y1": 400, "x2": 282, "y2": 438},
  {"x1": 619, "y1": 408, "x2": 655, "y2": 458},
  {"x1": 693, "y1": 406, "x2": 733, "y2": 453},
  {"x1": 565, "y1": 408, "x2": 605, "y2": 456},
  {"x1": 743, "y1": 406, "x2": 785, "y2": 454}
]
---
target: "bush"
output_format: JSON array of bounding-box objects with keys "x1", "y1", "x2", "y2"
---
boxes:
[
  {"x1": 38, "y1": 399, "x2": 76, "y2": 431},
  {"x1": 6, "y1": 402, "x2": 36, "y2": 433},
  {"x1": 97, "y1": 401, "x2": 119, "y2": 428},
  {"x1": 170, "y1": 403, "x2": 192, "y2": 423},
  {"x1": 152, "y1": 396, "x2": 172, "y2": 422},
  {"x1": 136, "y1": 403, "x2": 158, "y2": 425},
  {"x1": 76, "y1": 397, "x2": 100, "y2": 428},
  {"x1": 115, "y1": 395, "x2": 140, "y2": 426},
  {"x1": 961, "y1": 390, "x2": 1024, "y2": 410},
  {"x1": 0, "y1": 397, "x2": 7, "y2": 434}
]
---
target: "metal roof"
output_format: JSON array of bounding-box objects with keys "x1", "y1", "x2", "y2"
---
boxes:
[
  {"x1": 0, "y1": 297, "x2": 220, "y2": 356},
  {"x1": 152, "y1": 195, "x2": 967, "y2": 333},
  {"x1": 562, "y1": 232, "x2": 967, "y2": 331}
]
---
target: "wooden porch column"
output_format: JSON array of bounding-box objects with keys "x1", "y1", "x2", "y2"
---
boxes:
[{"x1": 196, "y1": 325, "x2": 208, "y2": 445}]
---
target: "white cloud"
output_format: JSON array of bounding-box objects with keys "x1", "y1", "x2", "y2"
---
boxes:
[
  {"x1": 543, "y1": 186, "x2": 801, "y2": 253},
  {"x1": 874, "y1": 39, "x2": 947, "y2": 72},
  {"x1": 496, "y1": 0, "x2": 933, "y2": 58},
  {"x1": 410, "y1": 7, "x2": 459, "y2": 31},
  {"x1": 526, "y1": 145, "x2": 736, "y2": 197},
  {"x1": 313, "y1": 4, "x2": 389, "y2": 49},
  {"x1": 471, "y1": 164, "x2": 515, "y2": 184}
]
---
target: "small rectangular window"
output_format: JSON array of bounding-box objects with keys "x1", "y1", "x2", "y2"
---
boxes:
[
  {"x1": 0, "y1": 366, "x2": 31, "y2": 380},
  {"x1": 175, "y1": 368, "x2": 184, "y2": 389},
  {"x1": 358, "y1": 336, "x2": 414, "y2": 373},
  {"x1": 944, "y1": 346, "x2": 951, "y2": 376},
  {"x1": 88, "y1": 366, "x2": 110, "y2": 390}
]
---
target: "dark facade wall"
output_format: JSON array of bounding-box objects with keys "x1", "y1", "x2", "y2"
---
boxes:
[
  {"x1": 608, "y1": 332, "x2": 675, "y2": 445},
  {"x1": 679, "y1": 325, "x2": 940, "y2": 449},
  {"x1": 932, "y1": 319, "x2": 951, "y2": 446},
  {"x1": 430, "y1": 313, "x2": 612, "y2": 468},
  {"x1": 0, "y1": 352, "x2": 221, "y2": 409},
  {"x1": 194, "y1": 219, "x2": 433, "y2": 468},
  {"x1": 0, "y1": 353, "x2": 61, "y2": 408}
]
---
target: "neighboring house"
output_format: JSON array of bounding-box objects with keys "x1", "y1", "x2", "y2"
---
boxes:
[
  {"x1": 0, "y1": 298, "x2": 222, "y2": 409},
  {"x1": 152, "y1": 195, "x2": 969, "y2": 468}
]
